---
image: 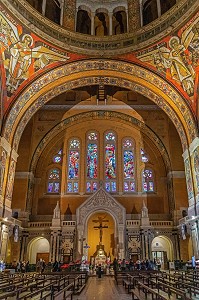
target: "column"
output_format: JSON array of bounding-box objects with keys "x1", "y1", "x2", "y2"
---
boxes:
[
  {"x1": 118, "y1": 225, "x2": 125, "y2": 259},
  {"x1": 91, "y1": 12, "x2": 95, "y2": 35},
  {"x1": 189, "y1": 137, "x2": 199, "y2": 215},
  {"x1": 139, "y1": 0, "x2": 143, "y2": 27},
  {"x1": 60, "y1": 0, "x2": 64, "y2": 26},
  {"x1": 62, "y1": 0, "x2": 76, "y2": 31},
  {"x1": 127, "y1": 0, "x2": 141, "y2": 32},
  {"x1": 182, "y1": 149, "x2": 196, "y2": 217},
  {"x1": 20, "y1": 231, "x2": 29, "y2": 261},
  {"x1": 108, "y1": 12, "x2": 113, "y2": 35},
  {"x1": 188, "y1": 220, "x2": 199, "y2": 258},
  {"x1": 4, "y1": 149, "x2": 18, "y2": 218},
  {"x1": 0, "y1": 222, "x2": 9, "y2": 261},
  {"x1": 42, "y1": 0, "x2": 47, "y2": 16},
  {"x1": 0, "y1": 137, "x2": 11, "y2": 217},
  {"x1": 156, "y1": 0, "x2": 161, "y2": 17}
]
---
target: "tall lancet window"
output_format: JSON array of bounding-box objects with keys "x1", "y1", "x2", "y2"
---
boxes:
[
  {"x1": 67, "y1": 139, "x2": 80, "y2": 193},
  {"x1": 105, "y1": 132, "x2": 116, "y2": 192},
  {"x1": 123, "y1": 138, "x2": 135, "y2": 192},
  {"x1": 142, "y1": 169, "x2": 154, "y2": 192},
  {"x1": 86, "y1": 132, "x2": 98, "y2": 193}
]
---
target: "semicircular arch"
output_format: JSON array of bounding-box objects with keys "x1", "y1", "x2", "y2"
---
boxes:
[{"x1": 2, "y1": 60, "x2": 197, "y2": 152}]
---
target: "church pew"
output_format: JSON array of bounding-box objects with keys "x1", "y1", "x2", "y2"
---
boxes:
[{"x1": 53, "y1": 283, "x2": 74, "y2": 299}]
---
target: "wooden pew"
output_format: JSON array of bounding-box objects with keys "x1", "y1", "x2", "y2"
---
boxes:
[{"x1": 53, "y1": 282, "x2": 74, "y2": 300}]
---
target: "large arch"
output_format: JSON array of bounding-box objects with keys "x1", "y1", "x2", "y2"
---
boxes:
[{"x1": 2, "y1": 60, "x2": 197, "y2": 152}]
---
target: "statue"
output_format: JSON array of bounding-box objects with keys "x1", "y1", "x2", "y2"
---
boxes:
[
  {"x1": 53, "y1": 201, "x2": 61, "y2": 219},
  {"x1": 141, "y1": 200, "x2": 148, "y2": 218}
]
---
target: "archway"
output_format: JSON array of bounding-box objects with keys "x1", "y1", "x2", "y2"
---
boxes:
[
  {"x1": 87, "y1": 211, "x2": 115, "y2": 262},
  {"x1": 3, "y1": 60, "x2": 197, "y2": 151},
  {"x1": 27, "y1": 237, "x2": 50, "y2": 264},
  {"x1": 76, "y1": 187, "x2": 126, "y2": 259},
  {"x1": 151, "y1": 235, "x2": 174, "y2": 269}
]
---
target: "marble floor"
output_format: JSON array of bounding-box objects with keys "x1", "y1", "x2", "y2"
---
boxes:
[{"x1": 73, "y1": 276, "x2": 132, "y2": 300}]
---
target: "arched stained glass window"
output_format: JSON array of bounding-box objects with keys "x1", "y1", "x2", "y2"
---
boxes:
[
  {"x1": 142, "y1": 169, "x2": 154, "y2": 192},
  {"x1": 123, "y1": 139, "x2": 135, "y2": 192},
  {"x1": 86, "y1": 132, "x2": 98, "y2": 192},
  {"x1": 105, "y1": 131, "x2": 116, "y2": 192},
  {"x1": 67, "y1": 139, "x2": 80, "y2": 193},
  {"x1": 47, "y1": 169, "x2": 60, "y2": 193}
]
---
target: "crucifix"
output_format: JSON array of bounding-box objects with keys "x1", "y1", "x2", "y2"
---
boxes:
[{"x1": 93, "y1": 216, "x2": 109, "y2": 245}]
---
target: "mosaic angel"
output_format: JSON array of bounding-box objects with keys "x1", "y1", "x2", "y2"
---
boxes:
[
  {"x1": 0, "y1": 12, "x2": 69, "y2": 95},
  {"x1": 136, "y1": 18, "x2": 199, "y2": 97}
]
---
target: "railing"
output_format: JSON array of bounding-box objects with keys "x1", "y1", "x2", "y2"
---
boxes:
[
  {"x1": 28, "y1": 222, "x2": 52, "y2": 228},
  {"x1": 62, "y1": 221, "x2": 76, "y2": 226},
  {"x1": 126, "y1": 220, "x2": 140, "y2": 227},
  {"x1": 126, "y1": 220, "x2": 173, "y2": 227},
  {"x1": 150, "y1": 221, "x2": 173, "y2": 227},
  {"x1": 28, "y1": 221, "x2": 76, "y2": 227}
]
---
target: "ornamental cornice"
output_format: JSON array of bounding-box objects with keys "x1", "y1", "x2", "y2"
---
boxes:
[{"x1": 1, "y1": 0, "x2": 199, "y2": 56}]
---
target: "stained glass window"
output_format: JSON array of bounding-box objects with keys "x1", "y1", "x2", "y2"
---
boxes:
[
  {"x1": 47, "y1": 169, "x2": 60, "y2": 193},
  {"x1": 67, "y1": 139, "x2": 80, "y2": 193},
  {"x1": 123, "y1": 139, "x2": 135, "y2": 192},
  {"x1": 105, "y1": 132, "x2": 116, "y2": 192},
  {"x1": 86, "y1": 132, "x2": 98, "y2": 192},
  {"x1": 87, "y1": 143, "x2": 98, "y2": 179},
  {"x1": 142, "y1": 169, "x2": 154, "y2": 192},
  {"x1": 53, "y1": 149, "x2": 62, "y2": 163},
  {"x1": 105, "y1": 132, "x2": 115, "y2": 141},
  {"x1": 141, "y1": 149, "x2": 148, "y2": 163}
]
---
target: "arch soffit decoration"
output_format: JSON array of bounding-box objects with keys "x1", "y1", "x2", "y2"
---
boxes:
[
  {"x1": 30, "y1": 110, "x2": 172, "y2": 174},
  {"x1": 3, "y1": 60, "x2": 197, "y2": 152},
  {"x1": 76, "y1": 187, "x2": 126, "y2": 226}
]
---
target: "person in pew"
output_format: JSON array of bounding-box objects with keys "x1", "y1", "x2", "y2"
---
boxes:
[
  {"x1": 41, "y1": 260, "x2": 46, "y2": 273},
  {"x1": 97, "y1": 264, "x2": 102, "y2": 278},
  {"x1": 52, "y1": 260, "x2": 59, "y2": 272},
  {"x1": 121, "y1": 258, "x2": 126, "y2": 271}
]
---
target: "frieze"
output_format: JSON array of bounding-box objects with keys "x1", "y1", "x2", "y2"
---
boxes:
[
  {"x1": 1, "y1": 0, "x2": 199, "y2": 55},
  {"x1": 3, "y1": 60, "x2": 196, "y2": 151}
]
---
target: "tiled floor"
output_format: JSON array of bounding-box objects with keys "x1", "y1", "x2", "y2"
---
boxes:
[{"x1": 73, "y1": 276, "x2": 132, "y2": 300}]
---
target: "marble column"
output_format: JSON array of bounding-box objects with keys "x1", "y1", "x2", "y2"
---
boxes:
[
  {"x1": 91, "y1": 12, "x2": 95, "y2": 35},
  {"x1": 108, "y1": 12, "x2": 113, "y2": 35},
  {"x1": 156, "y1": 0, "x2": 161, "y2": 17},
  {"x1": 42, "y1": 0, "x2": 46, "y2": 16}
]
